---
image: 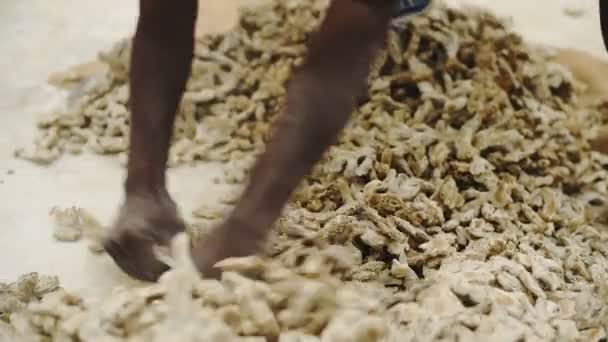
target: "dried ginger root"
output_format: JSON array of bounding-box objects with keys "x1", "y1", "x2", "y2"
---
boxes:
[
  {"x1": 7, "y1": 0, "x2": 608, "y2": 341},
  {"x1": 50, "y1": 206, "x2": 106, "y2": 253}
]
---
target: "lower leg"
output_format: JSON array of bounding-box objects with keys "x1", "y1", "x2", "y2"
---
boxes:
[
  {"x1": 600, "y1": 0, "x2": 608, "y2": 52},
  {"x1": 192, "y1": 0, "x2": 393, "y2": 277},
  {"x1": 104, "y1": 0, "x2": 198, "y2": 282}
]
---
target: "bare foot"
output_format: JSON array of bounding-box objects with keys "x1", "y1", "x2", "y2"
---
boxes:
[
  {"x1": 190, "y1": 215, "x2": 267, "y2": 279},
  {"x1": 104, "y1": 195, "x2": 186, "y2": 282}
]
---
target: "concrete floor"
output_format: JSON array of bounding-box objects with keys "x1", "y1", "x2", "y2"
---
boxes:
[{"x1": 0, "y1": 0, "x2": 606, "y2": 299}]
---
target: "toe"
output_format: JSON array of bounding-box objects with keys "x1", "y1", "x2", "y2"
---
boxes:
[{"x1": 104, "y1": 233, "x2": 169, "y2": 282}]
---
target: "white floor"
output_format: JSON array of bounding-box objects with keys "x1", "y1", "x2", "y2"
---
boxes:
[{"x1": 0, "y1": 0, "x2": 606, "y2": 299}]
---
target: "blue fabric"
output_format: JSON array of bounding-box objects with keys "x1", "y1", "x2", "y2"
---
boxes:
[{"x1": 392, "y1": 0, "x2": 433, "y2": 17}]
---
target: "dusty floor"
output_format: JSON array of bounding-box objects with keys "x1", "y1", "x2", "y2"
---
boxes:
[{"x1": 0, "y1": 0, "x2": 606, "y2": 300}]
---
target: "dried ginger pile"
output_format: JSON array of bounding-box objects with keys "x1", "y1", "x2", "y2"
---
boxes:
[{"x1": 4, "y1": 0, "x2": 608, "y2": 341}]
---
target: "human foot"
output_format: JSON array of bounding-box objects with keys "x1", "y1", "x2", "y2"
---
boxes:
[
  {"x1": 190, "y1": 215, "x2": 268, "y2": 279},
  {"x1": 104, "y1": 195, "x2": 186, "y2": 282}
]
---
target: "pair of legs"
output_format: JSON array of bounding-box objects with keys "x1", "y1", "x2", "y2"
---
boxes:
[{"x1": 104, "y1": 0, "x2": 395, "y2": 282}]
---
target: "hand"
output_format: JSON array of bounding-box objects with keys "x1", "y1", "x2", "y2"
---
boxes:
[{"x1": 104, "y1": 195, "x2": 186, "y2": 282}]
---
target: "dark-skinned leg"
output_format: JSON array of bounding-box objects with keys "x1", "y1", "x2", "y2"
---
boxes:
[
  {"x1": 600, "y1": 0, "x2": 608, "y2": 53},
  {"x1": 191, "y1": 0, "x2": 393, "y2": 278},
  {"x1": 104, "y1": 0, "x2": 197, "y2": 282},
  {"x1": 589, "y1": 1, "x2": 608, "y2": 153}
]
